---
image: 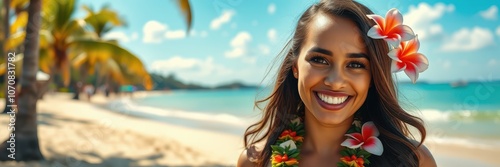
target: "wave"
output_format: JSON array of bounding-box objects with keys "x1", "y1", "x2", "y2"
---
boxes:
[
  {"x1": 411, "y1": 109, "x2": 500, "y2": 122},
  {"x1": 106, "y1": 98, "x2": 252, "y2": 128},
  {"x1": 426, "y1": 135, "x2": 500, "y2": 150}
]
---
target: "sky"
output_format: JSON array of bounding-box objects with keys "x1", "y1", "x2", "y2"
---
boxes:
[{"x1": 77, "y1": 0, "x2": 500, "y2": 86}]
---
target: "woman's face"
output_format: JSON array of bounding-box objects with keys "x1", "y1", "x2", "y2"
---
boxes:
[{"x1": 293, "y1": 14, "x2": 371, "y2": 126}]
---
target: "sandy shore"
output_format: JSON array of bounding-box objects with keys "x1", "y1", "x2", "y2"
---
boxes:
[
  {"x1": 0, "y1": 92, "x2": 243, "y2": 166},
  {"x1": 0, "y1": 91, "x2": 499, "y2": 166}
]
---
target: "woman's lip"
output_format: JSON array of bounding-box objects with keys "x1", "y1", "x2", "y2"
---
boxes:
[
  {"x1": 315, "y1": 90, "x2": 350, "y2": 97},
  {"x1": 314, "y1": 91, "x2": 351, "y2": 111}
]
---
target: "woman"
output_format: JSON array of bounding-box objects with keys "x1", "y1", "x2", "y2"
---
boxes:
[{"x1": 238, "y1": 0, "x2": 436, "y2": 166}]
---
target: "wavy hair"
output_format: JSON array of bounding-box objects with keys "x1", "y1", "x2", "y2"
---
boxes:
[{"x1": 243, "y1": 0, "x2": 426, "y2": 166}]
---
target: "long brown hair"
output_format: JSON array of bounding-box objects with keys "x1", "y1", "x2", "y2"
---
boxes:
[{"x1": 244, "y1": 0, "x2": 426, "y2": 166}]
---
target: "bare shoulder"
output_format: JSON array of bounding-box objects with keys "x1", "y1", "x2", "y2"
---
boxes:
[
  {"x1": 237, "y1": 148, "x2": 255, "y2": 167},
  {"x1": 410, "y1": 140, "x2": 437, "y2": 167},
  {"x1": 237, "y1": 141, "x2": 266, "y2": 167}
]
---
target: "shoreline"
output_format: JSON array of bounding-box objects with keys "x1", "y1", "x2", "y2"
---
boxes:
[
  {"x1": 0, "y1": 92, "x2": 243, "y2": 166},
  {"x1": 0, "y1": 91, "x2": 499, "y2": 166}
]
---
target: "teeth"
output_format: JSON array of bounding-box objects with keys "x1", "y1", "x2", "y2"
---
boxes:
[{"x1": 318, "y1": 93, "x2": 348, "y2": 105}]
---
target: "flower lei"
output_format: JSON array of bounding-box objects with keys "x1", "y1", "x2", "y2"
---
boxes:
[
  {"x1": 270, "y1": 116, "x2": 383, "y2": 167},
  {"x1": 271, "y1": 8, "x2": 429, "y2": 167}
]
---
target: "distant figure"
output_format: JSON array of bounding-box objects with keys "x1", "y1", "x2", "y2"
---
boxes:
[{"x1": 84, "y1": 84, "x2": 95, "y2": 101}]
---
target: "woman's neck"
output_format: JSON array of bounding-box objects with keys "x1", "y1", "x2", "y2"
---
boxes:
[{"x1": 302, "y1": 111, "x2": 354, "y2": 156}]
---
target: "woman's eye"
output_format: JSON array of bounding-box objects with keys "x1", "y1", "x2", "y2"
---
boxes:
[
  {"x1": 310, "y1": 56, "x2": 328, "y2": 65},
  {"x1": 347, "y1": 62, "x2": 366, "y2": 69}
]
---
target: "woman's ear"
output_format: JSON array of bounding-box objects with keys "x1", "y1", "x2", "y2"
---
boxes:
[{"x1": 292, "y1": 65, "x2": 298, "y2": 79}]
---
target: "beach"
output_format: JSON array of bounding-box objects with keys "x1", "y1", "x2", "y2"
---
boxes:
[{"x1": 0, "y1": 91, "x2": 499, "y2": 166}]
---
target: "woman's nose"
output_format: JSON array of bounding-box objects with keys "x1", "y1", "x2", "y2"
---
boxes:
[{"x1": 324, "y1": 67, "x2": 346, "y2": 90}]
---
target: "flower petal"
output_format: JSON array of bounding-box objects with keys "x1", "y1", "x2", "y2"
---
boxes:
[
  {"x1": 362, "y1": 136, "x2": 384, "y2": 156},
  {"x1": 291, "y1": 117, "x2": 301, "y2": 125},
  {"x1": 362, "y1": 121, "x2": 379, "y2": 139},
  {"x1": 404, "y1": 53, "x2": 429, "y2": 72},
  {"x1": 345, "y1": 133, "x2": 363, "y2": 142},
  {"x1": 385, "y1": 8, "x2": 403, "y2": 30},
  {"x1": 367, "y1": 14, "x2": 386, "y2": 30},
  {"x1": 341, "y1": 138, "x2": 364, "y2": 149},
  {"x1": 367, "y1": 26, "x2": 387, "y2": 39},
  {"x1": 279, "y1": 140, "x2": 297, "y2": 150},
  {"x1": 399, "y1": 25, "x2": 416, "y2": 41},
  {"x1": 387, "y1": 48, "x2": 401, "y2": 61},
  {"x1": 404, "y1": 62, "x2": 419, "y2": 84},
  {"x1": 384, "y1": 34, "x2": 401, "y2": 48},
  {"x1": 391, "y1": 60, "x2": 406, "y2": 73},
  {"x1": 401, "y1": 36, "x2": 420, "y2": 56}
]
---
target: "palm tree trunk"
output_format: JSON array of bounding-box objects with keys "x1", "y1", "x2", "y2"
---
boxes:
[{"x1": 0, "y1": 0, "x2": 44, "y2": 160}]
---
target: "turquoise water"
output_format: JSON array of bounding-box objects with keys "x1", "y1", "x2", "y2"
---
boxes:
[{"x1": 108, "y1": 82, "x2": 500, "y2": 147}]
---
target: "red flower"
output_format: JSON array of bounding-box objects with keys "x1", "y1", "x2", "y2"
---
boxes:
[
  {"x1": 367, "y1": 8, "x2": 415, "y2": 47},
  {"x1": 341, "y1": 121, "x2": 384, "y2": 156},
  {"x1": 279, "y1": 129, "x2": 303, "y2": 142},
  {"x1": 388, "y1": 36, "x2": 429, "y2": 83},
  {"x1": 272, "y1": 154, "x2": 298, "y2": 166},
  {"x1": 341, "y1": 155, "x2": 365, "y2": 167}
]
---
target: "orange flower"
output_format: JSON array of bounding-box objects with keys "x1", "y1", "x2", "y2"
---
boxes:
[
  {"x1": 388, "y1": 36, "x2": 428, "y2": 83},
  {"x1": 279, "y1": 130, "x2": 304, "y2": 142},
  {"x1": 340, "y1": 155, "x2": 365, "y2": 167},
  {"x1": 272, "y1": 154, "x2": 299, "y2": 166},
  {"x1": 367, "y1": 8, "x2": 415, "y2": 47}
]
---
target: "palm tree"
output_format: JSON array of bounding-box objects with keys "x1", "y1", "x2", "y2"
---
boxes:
[
  {"x1": 0, "y1": 0, "x2": 44, "y2": 160},
  {"x1": 0, "y1": 0, "x2": 192, "y2": 161}
]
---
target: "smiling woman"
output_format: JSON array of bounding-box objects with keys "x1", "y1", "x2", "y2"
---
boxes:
[{"x1": 238, "y1": 0, "x2": 435, "y2": 167}]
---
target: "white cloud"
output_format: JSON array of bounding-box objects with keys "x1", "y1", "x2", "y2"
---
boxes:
[
  {"x1": 496, "y1": 26, "x2": 500, "y2": 36},
  {"x1": 441, "y1": 27, "x2": 494, "y2": 52},
  {"x1": 103, "y1": 31, "x2": 130, "y2": 42},
  {"x1": 151, "y1": 56, "x2": 233, "y2": 85},
  {"x1": 429, "y1": 25, "x2": 443, "y2": 35},
  {"x1": 152, "y1": 56, "x2": 200, "y2": 70},
  {"x1": 211, "y1": 10, "x2": 235, "y2": 30},
  {"x1": 225, "y1": 32, "x2": 252, "y2": 58},
  {"x1": 479, "y1": 5, "x2": 498, "y2": 20},
  {"x1": 259, "y1": 44, "x2": 270, "y2": 55},
  {"x1": 165, "y1": 30, "x2": 186, "y2": 39},
  {"x1": 143, "y1": 20, "x2": 168, "y2": 43},
  {"x1": 268, "y1": 3, "x2": 276, "y2": 14},
  {"x1": 268, "y1": 29, "x2": 277, "y2": 43},
  {"x1": 404, "y1": 3, "x2": 454, "y2": 40}
]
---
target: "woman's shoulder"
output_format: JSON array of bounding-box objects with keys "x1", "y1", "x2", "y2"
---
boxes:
[
  {"x1": 409, "y1": 139, "x2": 437, "y2": 167},
  {"x1": 237, "y1": 141, "x2": 266, "y2": 167}
]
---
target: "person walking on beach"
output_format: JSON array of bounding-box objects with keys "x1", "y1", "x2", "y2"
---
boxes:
[
  {"x1": 84, "y1": 84, "x2": 95, "y2": 102},
  {"x1": 238, "y1": 0, "x2": 436, "y2": 166}
]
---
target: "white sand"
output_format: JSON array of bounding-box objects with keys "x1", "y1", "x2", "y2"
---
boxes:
[{"x1": 0, "y1": 92, "x2": 243, "y2": 166}]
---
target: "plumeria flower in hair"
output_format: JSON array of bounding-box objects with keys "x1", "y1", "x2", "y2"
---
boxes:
[
  {"x1": 389, "y1": 36, "x2": 429, "y2": 83},
  {"x1": 367, "y1": 8, "x2": 415, "y2": 47}
]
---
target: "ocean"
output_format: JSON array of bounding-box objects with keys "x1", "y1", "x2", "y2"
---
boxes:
[{"x1": 107, "y1": 82, "x2": 500, "y2": 148}]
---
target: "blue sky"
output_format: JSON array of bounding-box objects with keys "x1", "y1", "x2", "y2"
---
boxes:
[{"x1": 77, "y1": 0, "x2": 500, "y2": 86}]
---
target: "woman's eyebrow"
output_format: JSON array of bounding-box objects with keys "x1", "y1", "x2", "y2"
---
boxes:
[
  {"x1": 348, "y1": 53, "x2": 369, "y2": 60},
  {"x1": 308, "y1": 47, "x2": 368, "y2": 60},
  {"x1": 308, "y1": 47, "x2": 332, "y2": 56}
]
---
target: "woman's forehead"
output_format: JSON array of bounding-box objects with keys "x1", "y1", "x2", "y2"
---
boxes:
[{"x1": 305, "y1": 13, "x2": 366, "y2": 53}]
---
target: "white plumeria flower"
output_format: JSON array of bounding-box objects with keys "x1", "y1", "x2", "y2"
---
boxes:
[
  {"x1": 291, "y1": 117, "x2": 301, "y2": 125},
  {"x1": 279, "y1": 140, "x2": 297, "y2": 150}
]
